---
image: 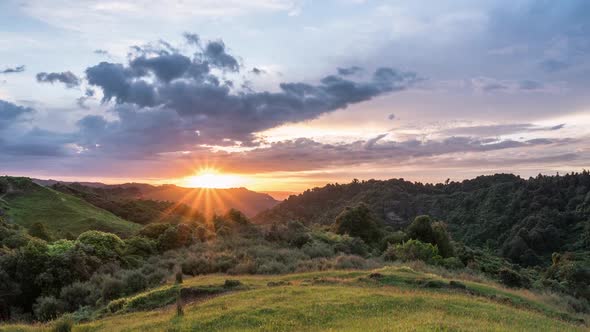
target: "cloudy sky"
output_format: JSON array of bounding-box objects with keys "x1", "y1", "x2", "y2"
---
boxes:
[{"x1": 1, "y1": 0, "x2": 589, "y2": 191}]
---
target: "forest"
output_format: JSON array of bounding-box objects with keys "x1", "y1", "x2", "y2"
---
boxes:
[{"x1": 0, "y1": 173, "x2": 589, "y2": 328}]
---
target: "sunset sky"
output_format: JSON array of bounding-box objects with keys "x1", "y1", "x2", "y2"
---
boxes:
[{"x1": 1, "y1": 0, "x2": 589, "y2": 192}]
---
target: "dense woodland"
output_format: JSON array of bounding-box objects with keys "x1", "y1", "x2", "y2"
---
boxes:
[{"x1": 0, "y1": 174, "x2": 588, "y2": 323}]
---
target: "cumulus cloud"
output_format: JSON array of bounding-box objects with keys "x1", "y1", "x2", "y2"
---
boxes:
[
  {"x1": 1, "y1": 65, "x2": 25, "y2": 74},
  {"x1": 36, "y1": 71, "x2": 81, "y2": 88},
  {"x1": 0, "y1": 99, "x2": 33, "y2": 129},
  {"x1": 82, "y1": 34, "x2": 419, "y2": 148}
]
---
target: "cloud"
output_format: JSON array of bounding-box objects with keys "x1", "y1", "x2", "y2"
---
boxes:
[
  {"x1": 0, "y1": 99, "x2": 34, "y2": 129},
  {"x1": 36, "y1": 71, "x2": 81, "y2": 88},
  {"x1": 251, "y1": 67, "x2": 265, "y2": 75},
  {"x1": 83, "y1": 34, "x2": 419, "y2": 148},
  {"x1": 337, "y1": 66, "x2": 362, "y2": 76},
  {"x1": 202, "y1": 135, "x2": 568, "y2": 173},
  {"x1": 1, "y1": 65, "x2": 25, "y2": 74},
  {"x1": 470, "y1": 77, "x2": 550, "y2": 94},
  {"x1": 440, "y1": 123, "x2": 565, "y2": 137}
]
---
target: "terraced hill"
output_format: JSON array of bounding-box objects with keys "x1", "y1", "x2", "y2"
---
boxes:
[
  {"x1": 3, "y1": 266, "x2": 586, "y2": 331},
  {"x1": 0, "y1": 177, "x2": 140, "y2": 238}
]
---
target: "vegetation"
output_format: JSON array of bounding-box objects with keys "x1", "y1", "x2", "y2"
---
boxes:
[
  {"x1": 0, "y1": 173, "x2": 588, "y2": 330},
  {"x1": 256, "y1": 172, "x2": 590, "y2": 266},
  {"x1": 1, "y1": 267, "x2": 586, "y2": 331},
  {"x1": 0, "y1": 177, "x2": 140, "y2": 238}
]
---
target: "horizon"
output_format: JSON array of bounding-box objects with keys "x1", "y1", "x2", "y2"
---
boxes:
[{"x1": 1, "y1": 1, "x2": 589, "y2": 192}]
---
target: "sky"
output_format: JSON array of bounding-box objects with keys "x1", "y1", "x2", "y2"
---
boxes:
[{"x1": 1, "y1": 0, "x2": 589, "y2": 192}]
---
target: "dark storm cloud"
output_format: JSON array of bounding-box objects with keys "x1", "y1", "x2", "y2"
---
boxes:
[
  {"x1": 83, "y1": 34, "x2": 420, "y2": 148},
  {"x1": 203, "y1": 40, "x2": 240, "y2": 72},
  {"x1": 0, "y1": 99, "x2": 33, "y2": 129},
  {"x1": 1, "y1": 65, "x2": 25, "y2": 74},
  {"x1": 36, "y1": 71, "x2": 81, "y2": 88}
]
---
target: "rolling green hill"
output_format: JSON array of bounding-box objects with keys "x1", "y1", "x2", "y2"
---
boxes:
[
  {"x1": 255, "y1": 173, "x2": 590, "y2": 267},
  {"x1": 0, "y1": 177, "x2": 140, "y2": 238},
  {"x1": 2, "y1": 266, "x2": 586, "y2": 331}
]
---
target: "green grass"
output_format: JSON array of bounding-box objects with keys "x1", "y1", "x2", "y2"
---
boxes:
[
  {"x1": 0, "y1": 177, "x2": 139, "y2": 237},
  {"x1": 2, "y1": 267, "x2": 586, "y2": 331}
]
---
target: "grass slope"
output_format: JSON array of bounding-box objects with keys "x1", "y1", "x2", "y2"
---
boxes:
[
  {"x1": 0, "y1": 177, "x2": 140, "y2": 237},
  {"x1": 3, "y1": 266, "x2": 586, "y2": 331}
]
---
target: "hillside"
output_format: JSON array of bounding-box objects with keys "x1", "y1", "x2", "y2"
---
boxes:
[
  {"x1": 0, "y1": 177, "x2": 140, "y2": 238},
  {"x1": 3, "y1": 266, "x2": 586, "y2": 331},
  {"x1": 255, "y1": 173, "x2": 590, "y2": 266},
  {"x1": 36, "y1": 180, "x2": 279, "y2": 217}
]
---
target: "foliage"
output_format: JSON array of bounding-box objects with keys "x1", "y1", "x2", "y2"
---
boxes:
[
  {"x1": 332, "y1": 203, "x2": 381, "y2": 245},
  {"x1": 383, "y1": 239, "x2": 441, "y2": 263},
  {"x1": 76, "y1": 231, "x2": 125, "y2": 260},
  {"x1": 28, "y1": 222, "x2": 52, "y2": 241}
]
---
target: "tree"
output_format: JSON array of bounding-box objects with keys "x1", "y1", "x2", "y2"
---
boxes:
[
  {"x1": 28, "y1": 222, "x2": 52, "y2": 241},
  {"x1": 406, "y1": 215, "x2": 436, "y2": 244},
  {"x1": 76, "y1": 231, "x2": 125, "y2": 261},
  {"x1": 333, "y1": 203, "x2": 381, "y2": 245}
]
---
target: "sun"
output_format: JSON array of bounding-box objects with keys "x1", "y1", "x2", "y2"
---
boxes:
[{"x1": 181, "y1": 169, "x2": 243, "y2": 189}]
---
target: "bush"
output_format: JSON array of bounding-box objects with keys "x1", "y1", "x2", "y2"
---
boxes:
[
  {"x1": 60, "y1": 282, "x2": 93, "y2": 311},
  {"x1": 28, "y1": 222, "x2": 52, "y2": 241},
  {"x1": 257, "y1": 260, "x2": 289, "y2": 274},
  {"x1": 101, "y1": 277, "x2": 125, "y2": 301},
  {"x1": 498, "y1": 267, "x2": 526, "y2": 288},
  {"x1": 384, "y1": 239, "x2": 441, "y2": 263},
  {"x1": 441, "y1": 257, "x2": 465, "y2": 269},
  {"x1": 124, "y1": 236, "x2": 157, "y2": 257},
  {"x1": 51, "y1": 315, "x2": 74, "y2": 332},
  {"x1": 123, "y1": 270, "x2": 148, "y2": 294},
  {"x1": 333, "y1": 203, "x2": 381, "y2": 245},
  {"x1": 334, "y1": 255, "x2": 367, "y2": 270},
  {"x1": 33, "y1": 296, "x2": 66, "y2": 321},
  {"x1": 181, "y1": 256, "x2": 211, "y2": 275},
  {"x1": 76, "y1": 231, "x2": 125, "y2": 261},
  {"x1": 302, "y1": 241, "x2": 334, "y2": 258}
]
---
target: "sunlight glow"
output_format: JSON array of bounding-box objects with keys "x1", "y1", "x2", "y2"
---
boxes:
[{"x1": 181, "y1": 168, "x2": 244, "y2": 189}]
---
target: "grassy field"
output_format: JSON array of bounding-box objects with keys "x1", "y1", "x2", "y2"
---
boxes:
[
  {"x1": 0, "y1": 177, "x2": 139, "y2": 237},
  {"x1": 2, "y1": 266, "x2": 586, "y2": 331}
]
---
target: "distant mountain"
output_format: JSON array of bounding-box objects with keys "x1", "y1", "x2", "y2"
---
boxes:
[
  {"x1": 261, "y1": 191, "x2": 299, "y2": 201},
  {"x1": 35, "y1": 179, "x2": 279, "y2": 217},
  {"x1": 255, "y1": 173, "x2": 590, "y2": 267},
  {"x1": 138, "y1": 184, "x2": 279, "y2": 217},
  {"x1": 0, "y1": 176, "x2": 140, "y2": 237}
]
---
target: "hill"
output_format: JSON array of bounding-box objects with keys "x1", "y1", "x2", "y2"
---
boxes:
[
  {"x1": 0, "y1": 177, "x2": 140, "y2": 238},
  {"x1": 255, "y1": 173, "x2": 590, "y2": 266},
  {"x1": 3, "y1": 266, "x2": 586, "y2": 331},
  {"x1": 35, "y1": 179, "x2": 279, "y2": 218}
]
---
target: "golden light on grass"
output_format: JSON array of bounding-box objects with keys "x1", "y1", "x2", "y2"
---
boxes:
[{"x1": 181, "y1": 168, "x2": 244, "y2": 189}]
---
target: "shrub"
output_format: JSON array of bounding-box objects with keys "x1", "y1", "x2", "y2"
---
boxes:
[
  {"x1": 384, "y1": 239, "x2": 440, "y2": 263},
  {"x1": 498, "y1": 267, "x2": 526, "y2": 288},
  {"x1": 101, "y1": 277, "x2": 125, "y2": 301},
  {"x1": 407, "y1": 215, "x2": 436, "y2": 244},
  {"x1": 380, "y1": 231, "x2": 407, "y2": 251},
  {"x1": 48, "y1": 240, "x2": 75, "y2": 256},
  {"x1": 257, "y1": 260, "x2": 289, "y2": 274},
  {"x1": 441, "y1": 257, "x2": 465, "y2": 269},
  {"x1": 51, "y1": 314, "x2": 74, "y2": 332},
  {"x1": 60, "y1": 282, "x2": 93, "y2": 311},
  {"x1": 123, "y1": 270, "x2": 148, "y2": 294},
  {"x1": 181, "y1": 256, "x2": 211, "y2": 275},
  {"x1": 334, "y1": 255, "x2": 367, "y2": 269},
  {"x1": 333, "y1": 203, "x2": 381, "y2": 245},
  {"x1": 224, "y1": 279, "x2": 242, "y2": 288},
  {"x1": 124, "y1": 236, "x2": 157, "y2": 257},
  {"x1": 28, "y1": 222, "x2": 52, "y2": 241},
  {"x1": 302, "y1": 241, "x2": 334, "y2": 258},
  {"x1": 33, "y1": 296, "x2": 66, "y2": 321},
  {"x1": 76, "y1": 231, "x2": 125, "y2": 261}
]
